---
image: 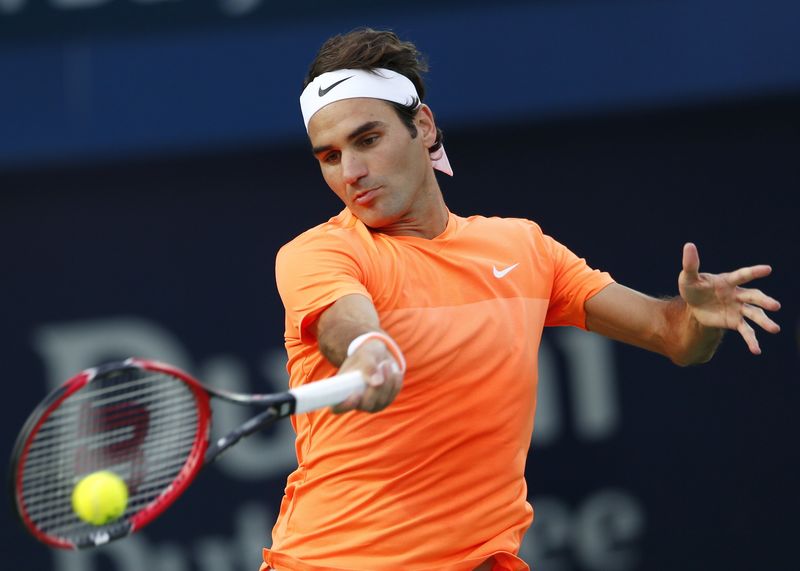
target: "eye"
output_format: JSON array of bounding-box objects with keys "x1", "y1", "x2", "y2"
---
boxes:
[
  {"x1": 359, "y1": 134, "x2": 379, "y2": 147},
  {"x1": 322, "y1": 151, "x2": 340, "y2": 164}
]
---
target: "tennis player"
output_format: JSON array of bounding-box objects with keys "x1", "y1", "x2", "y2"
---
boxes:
[{"x1": 261, "y1": 28, "x2": 781, "y2": 571}]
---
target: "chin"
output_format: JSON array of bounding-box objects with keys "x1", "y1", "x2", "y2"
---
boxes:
[{"x1": 351, "y1": 208, "x2": 395, "y2": 229}]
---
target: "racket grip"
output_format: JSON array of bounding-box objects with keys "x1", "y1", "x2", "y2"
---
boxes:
[{"x1": 290, "y1": 371, "x2": 366, "y2": 414}]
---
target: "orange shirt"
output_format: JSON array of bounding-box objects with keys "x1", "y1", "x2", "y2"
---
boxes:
[{"x1": 267, "y1": 209, "x2": 614, "y2": 571}]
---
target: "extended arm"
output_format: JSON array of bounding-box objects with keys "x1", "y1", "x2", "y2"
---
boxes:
[
  {"x1": 585, "y1": 243, "x2": 781, "y2": 366},
  {"x1": 310, "y1": 293, "x2": 404, "y2": 413}
]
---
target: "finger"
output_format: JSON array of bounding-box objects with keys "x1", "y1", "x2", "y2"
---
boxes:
[
  {"x1": 737, "y1": 319, "x2": 761, "y2": 355},
  {"x1": 727, "y1": 265, "x2": 772, "y2": 286},
  {"x1": 742, "y1": 304, "x2": 781, "y2": 334},
  {"x1": 366, "y1": 366, "x2": 386, "y2": 387},
  {"x1": 682, "y1": 242, "x2": 700, "y2": 279},
  {"x1": 331, "y1": 393, "x2": 362, "y2": 414},
  {"x1": 376, "y1": 361, "x2": 403, "y2": 409},
  {"x1": 359, "y1": 364, "x2": 386, "y2": 411},
  {"x1": 360, "y1": 384, "x2": 386, "y2": 412},
  {"x1": 362, "y1": 361, "x2": 403, "y2": 412},
  {"x1": 736, "y1": 287, "x2": 782, "y2": 312},
  {"x1": 386, "y1": 362, "x2": 404, "y2": 399},
  {"x1": 369, "y1": 387, "x2": 393, "y2": 412}
]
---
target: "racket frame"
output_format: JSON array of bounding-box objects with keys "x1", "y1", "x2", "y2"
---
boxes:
[
  {"x1": 10, "y1": 357, "x2": 364, "y2": 550},
  {"x1": 9, "y1": 358, "x2": 212, "y2": 549},
  {"x1": 10, "y1": 370, "x2": 92, "y2": 549}
]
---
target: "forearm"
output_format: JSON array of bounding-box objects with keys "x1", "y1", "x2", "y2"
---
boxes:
[
  {"x1": 312, "y1": 293, "x2": 385, "y2": 367},
  {"x1": 318, "y1": 320, "x2": 389, "y2": 368},
  {"x1": 585, "y1": 284, "x2": 724, "y2": 366}
]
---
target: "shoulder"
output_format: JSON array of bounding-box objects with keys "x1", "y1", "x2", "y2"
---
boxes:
[
  {"x1": 458, "y1": 213, "x2": 546, "y2": 240},
  {"x1": 278, "y1": 209, "x2": 366, "y2": 259},
  {"x1": 452, "y1": 214, "x2": 566, "y2": 267},
  {"x1": 275, "y1": 209, "x2": 378, "y2": 286}
]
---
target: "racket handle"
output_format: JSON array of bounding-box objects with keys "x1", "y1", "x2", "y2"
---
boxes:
[{"x1": 290, "y1": 371, "x2": 366, "y2": 414}]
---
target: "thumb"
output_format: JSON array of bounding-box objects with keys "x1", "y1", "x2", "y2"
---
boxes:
[
  {"x1": 682, "y1": 242, "x2": 700, "y2": 280},
  {"x1": 367, "y1": 362, "x2": 389, "y2": 387}
]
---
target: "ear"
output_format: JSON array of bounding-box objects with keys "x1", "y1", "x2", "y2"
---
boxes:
[{"x1": 415, "y1": 104, "x2": 438, "y2": 148}]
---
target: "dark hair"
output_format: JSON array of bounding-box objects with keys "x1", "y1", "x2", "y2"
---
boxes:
[{"x1": 305, "y1": 28, "x2": 444, "y2": 152}]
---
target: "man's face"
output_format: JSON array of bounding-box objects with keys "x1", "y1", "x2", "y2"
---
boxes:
[{"x1": 308, "y1": 98, "x2": 437, "y2": 230}]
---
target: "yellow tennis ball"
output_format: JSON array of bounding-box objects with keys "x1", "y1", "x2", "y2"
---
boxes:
[{"x1": 72, "y1": 471, "x2": 129, "y2": 526}]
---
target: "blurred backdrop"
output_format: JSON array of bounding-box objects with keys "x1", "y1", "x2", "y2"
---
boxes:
[{"x1": 2, "y1": 1, "x2": 799, "y2": 570}]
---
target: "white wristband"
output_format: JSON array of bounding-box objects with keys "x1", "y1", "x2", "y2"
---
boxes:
[{"x1": 346, "y1": 331, "x2": 407, "y2": 373}]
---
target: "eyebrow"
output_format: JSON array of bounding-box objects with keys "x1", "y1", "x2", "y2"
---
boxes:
[{"x1": 311, "y1": 121, "x2": 385, "y2": 156}]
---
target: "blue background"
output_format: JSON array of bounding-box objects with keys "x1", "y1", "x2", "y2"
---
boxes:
[{"x1": 2, "y1": 1, "x2": 799, "y2": 570}]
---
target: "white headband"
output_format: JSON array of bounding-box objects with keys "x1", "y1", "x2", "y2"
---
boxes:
[{"x1": 300, "y1": 68, "x2": 453, "y2": 176}]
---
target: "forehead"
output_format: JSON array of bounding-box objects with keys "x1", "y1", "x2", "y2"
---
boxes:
[{"x1": 307, "y1": 98, "x2": 398, "y2": 144}]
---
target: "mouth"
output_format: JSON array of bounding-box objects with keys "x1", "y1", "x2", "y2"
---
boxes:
[{"x1": 353, "y1": 186, "x2": 382, "y2": 205}]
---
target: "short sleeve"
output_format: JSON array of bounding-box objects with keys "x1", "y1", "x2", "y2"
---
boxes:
[
  {"x1": 275, "y1": 233, "x2": 372, "y2": 343},
  {"x1": 543, "y1": 233, "x2": 614, "y2": 329}
]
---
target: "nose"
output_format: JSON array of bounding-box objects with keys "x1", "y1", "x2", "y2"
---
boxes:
[{"x1": 341, "y1": 152, "x2": 368, "y2": 186}]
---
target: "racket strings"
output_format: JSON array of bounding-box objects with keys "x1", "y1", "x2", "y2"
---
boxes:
[
  {"x1": 19, "y1": 368, "x2": 202, "y2": 543},
  {"x1": 25, "y1": 454, "x2": 194, "y2": 530},
  {"x1": 21, "y1": 424, "x2": 199, "y2": 494},
  {"x1": 23, "y1": 406, "x2": 199, "y2": 467},
  {"x1": 30, "y1": 381, "x2": 195, "y2": 435}
]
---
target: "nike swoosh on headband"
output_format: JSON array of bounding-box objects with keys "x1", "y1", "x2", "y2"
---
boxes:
[{"x1": 318, "y1": 76, "x2": 354, "y2": 97}]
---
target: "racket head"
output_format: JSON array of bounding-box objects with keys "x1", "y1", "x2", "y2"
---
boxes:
[{"x1": 9, "y1": 358, "x2": 212, "y2": 549}]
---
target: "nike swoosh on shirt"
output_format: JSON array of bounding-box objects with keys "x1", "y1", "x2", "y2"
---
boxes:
[
  {"x1": 492, "y1": 263, "x2": 520, "y2": 279},
  {"x1": 318, "y1": 76, "x2": 353, "y2": 97}
]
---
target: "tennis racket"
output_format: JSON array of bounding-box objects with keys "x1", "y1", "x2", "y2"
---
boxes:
[{"x1": 10, "y1": 357, "x2": 364, "y2": 550}]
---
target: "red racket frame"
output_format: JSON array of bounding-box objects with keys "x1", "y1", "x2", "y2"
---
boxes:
[{"x1": 11, "y1": 358, "x2": 212, "y2": 549}]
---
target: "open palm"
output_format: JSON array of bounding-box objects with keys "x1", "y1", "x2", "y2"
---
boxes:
[{"x1": 678, "y1": 243, "x2": 781, "y2": 354}]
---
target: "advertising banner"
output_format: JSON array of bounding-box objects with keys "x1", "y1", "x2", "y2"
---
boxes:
[{"x1": 1, "y1": 104, "x2": 798, "y2": 570}]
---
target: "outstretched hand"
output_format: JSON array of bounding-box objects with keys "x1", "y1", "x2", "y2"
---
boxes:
[{"x1": 678, "y1": 242, "x2": 781, "y2": 354}]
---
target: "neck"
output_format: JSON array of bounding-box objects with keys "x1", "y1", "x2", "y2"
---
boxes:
[
  {"x1": 379, "y1": 198, "x2": 449, "y2": 239},
  {"x1": 378, "y1": 175, "x2": 449, "y2": 239}
]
